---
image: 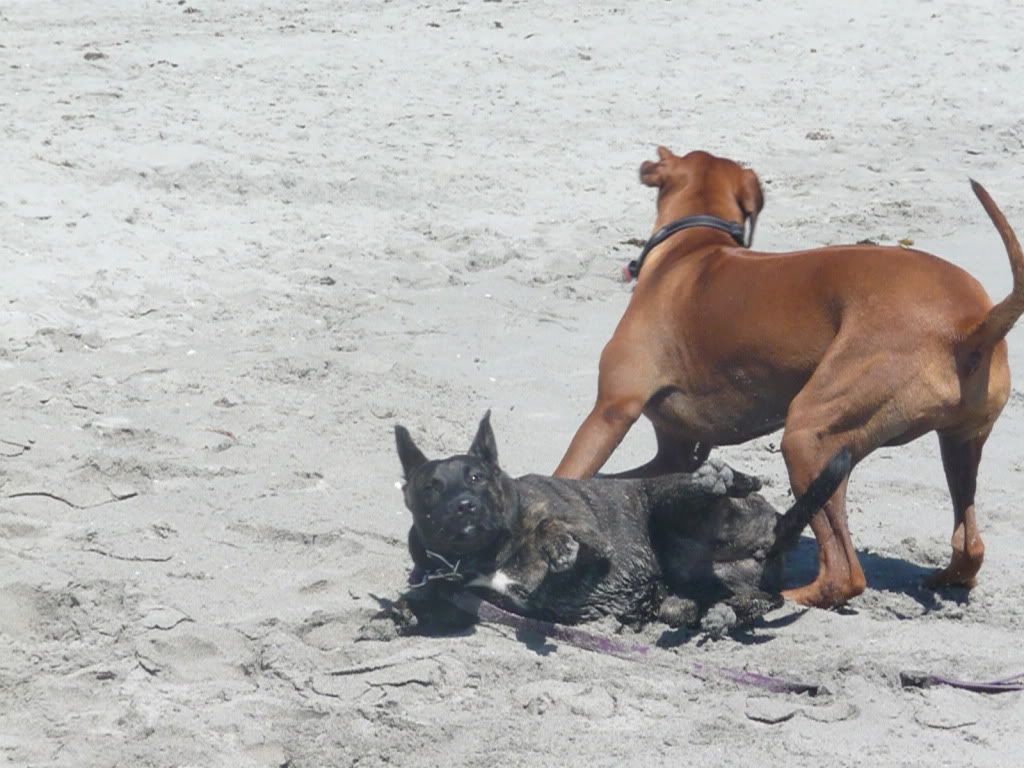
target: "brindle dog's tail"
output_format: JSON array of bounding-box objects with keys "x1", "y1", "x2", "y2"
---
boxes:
[{"x1": 770, "y1": 448, "x2": 853, "y2": 557}]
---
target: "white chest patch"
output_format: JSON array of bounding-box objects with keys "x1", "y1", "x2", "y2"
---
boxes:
[{"x1": 467, "y1": 570, "x2": 522, "y2": 603}]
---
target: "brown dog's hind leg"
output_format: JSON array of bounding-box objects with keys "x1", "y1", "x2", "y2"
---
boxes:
[
  {"x1": 779, "y1": 387, "x2": 870, "y2": 608},
  {"x1": 779, "y1": 455, "x2": 864, "y2": 609},
  {"x1": 777, "y1": 342, "x2": 924, "y2": 607},
  {"x1": 927, "y1": 431, "x2": 988, "y2": 589}
]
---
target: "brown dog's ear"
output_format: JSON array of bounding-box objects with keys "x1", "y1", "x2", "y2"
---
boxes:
[
  {"x1": 395, "y1": 425, "x2": 428, "y2": 477},
  {"x1": 639, "y1": 160, "x2": 663, "y2": 187},
  {"x1": 737, "y1": 168, "x2": 764, "y2": 247},
  {"x1": 639, "y1": 146, "x2": 676, "y2": 187},
  {"x1": 468, "y1": 410, "x2": 499, "y2": 468},
  {"x1": 640, "y1": 146, "x2": 678, "y2": 187}
]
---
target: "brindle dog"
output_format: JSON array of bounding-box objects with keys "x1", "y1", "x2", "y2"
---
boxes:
[{"x1": 395, "y1": 413, "x2": 850, "y2": 631}]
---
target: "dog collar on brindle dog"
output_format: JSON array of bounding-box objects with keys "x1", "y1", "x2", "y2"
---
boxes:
[{"x1": 626, "y1": 215, "x2": 747, "y2": 281}]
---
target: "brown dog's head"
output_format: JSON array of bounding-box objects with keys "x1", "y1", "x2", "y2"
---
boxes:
[{"x1": 639, "y1": 147, "x2": 764, "y2": 246}]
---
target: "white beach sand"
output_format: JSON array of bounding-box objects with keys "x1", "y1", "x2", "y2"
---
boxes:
[{"x1": 2, "y1": 1, "x2": 1023, "y2": 765}]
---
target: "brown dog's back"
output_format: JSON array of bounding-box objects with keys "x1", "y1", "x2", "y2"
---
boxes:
[{"x1": 632, "y1": 240, "x2": 1012, "y2": 447}]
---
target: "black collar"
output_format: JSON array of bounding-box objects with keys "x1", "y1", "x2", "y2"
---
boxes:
[{"x1": 626, "y1": 215, "x2": 747, "y2": 281}]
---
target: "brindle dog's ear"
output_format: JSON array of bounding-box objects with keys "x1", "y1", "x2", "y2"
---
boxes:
[
  {"x1": 737, "y1": 168, "x2": 764, "y2": 247},
  {"x1": 468, "y1": 410, "x2": 499, "y2": 468},
  {"x1": 395, "y1": 425, "x2": 428, "y2": 477}
]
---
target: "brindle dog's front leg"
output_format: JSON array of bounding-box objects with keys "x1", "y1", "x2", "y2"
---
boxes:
[{"x1": 536, "y1": 518, "x2": 613, "y2": 572}]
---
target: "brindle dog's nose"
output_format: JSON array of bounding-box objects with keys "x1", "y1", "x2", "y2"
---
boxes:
[{"x1": 456, "y1": 498, "x2": 477, "y2": 515}]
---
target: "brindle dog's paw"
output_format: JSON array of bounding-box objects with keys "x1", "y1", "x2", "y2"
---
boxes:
[
  {"x1": 696, "y1": 457, "x2": 762, "y2": 497},
  {"x1": 727, "y1": 468, "x2": 762, "y2": 496},
  {"x1": 726, "y1": 591, "x2": 784, "y2": 626},
  {"x1": 542, "y1": 532, "x2": 580, "y2": 573},
  {"x1": 590, "y1": 537, "x2": 615, "y2": 561},
  {"x1": 393, "y1": 588, "x2": 479, "y2": 632},
  {"x1": 658, "y1": 595, "x2": 700, "y2": 628},
  {"x1": 699, "y1": 602, "x2": 738, "y2": 638}
]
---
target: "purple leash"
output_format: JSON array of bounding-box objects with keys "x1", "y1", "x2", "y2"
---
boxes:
[
  {"x1": 445, "y1": 591, "x2": 820, "y2": 695},
  {"x1": 438, "y1": 593, "x2": 1019, "y2": 697},
  {"x1": 446, "y1": 592, "x2": 651, "y2": 659},
  {"x1": 900, "y1": 670, "x2": 1024, "y2": 694}
]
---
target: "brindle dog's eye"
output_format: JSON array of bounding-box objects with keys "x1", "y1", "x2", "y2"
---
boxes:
[
  {"x1": 467, "y1": 469, "x2": 484, "y2": 484},
  {"x1": 422, "y1": 479, "x2": 442, "y2": 502}
]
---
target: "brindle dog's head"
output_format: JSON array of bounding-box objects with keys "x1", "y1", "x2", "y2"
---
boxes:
[
  {"x1": 395, "y1": 412, "x2": 516, "y2": 561},
  {"x1": 639, "y1": 147, "x2": 764, "y2": 246}
]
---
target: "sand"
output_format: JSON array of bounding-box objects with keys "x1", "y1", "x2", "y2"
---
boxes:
[{"x1": 2, "y1": 0, "x2": 1023, "y2": 765}]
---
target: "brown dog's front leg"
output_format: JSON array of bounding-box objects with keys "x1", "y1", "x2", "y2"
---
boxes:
[
  {"x1": 599, "y1": 435, "x2": 711, "y2": 479},
  {"x1": 553, "y1": 398, "x2": 643, "y2": 479}
]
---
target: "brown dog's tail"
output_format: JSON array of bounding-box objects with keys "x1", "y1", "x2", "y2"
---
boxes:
[
  {"x1": 959, "y1": 180, "x2": 1024, "y2": 365},
  {"x1": 769, "y1": 448, "x2": 852, "y2": 557}
]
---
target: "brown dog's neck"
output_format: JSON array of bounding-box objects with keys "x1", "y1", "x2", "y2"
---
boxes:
[
  {"x1": 639, "y1": 227, "x2": 740, "y2": 277},
  {"x1": 652, "y1": 200, "x2": 744, "y2": 232},
  {"x1": 651, "y1": 208, "x2": 745, "y2": 236},
  {"x1": 627, "y1": 213, "x2": 748, "y2": 282}
]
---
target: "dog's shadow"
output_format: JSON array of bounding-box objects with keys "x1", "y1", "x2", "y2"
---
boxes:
[
  {"x1": 784, "y1": 537, "x2": 971, "y2": 612},
  {"x1": 656, "y1": 539, "x2": 971, "y2": 648},
  {"x1": 514, "y1": 628, "x2": 559, "y2": 656},
  {"x1": 377, "y1": 539, "x2": 971, "y2": 656},
  {"x1": 655, "y1": 608, "x2": 805, "y2": 649}
]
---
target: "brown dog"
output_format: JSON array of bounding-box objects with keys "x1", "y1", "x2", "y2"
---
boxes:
[{"x1": 553, "y1": 147, "x2": 1024, "y2": 608}]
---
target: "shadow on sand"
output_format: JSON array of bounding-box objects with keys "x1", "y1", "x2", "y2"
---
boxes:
[
  {"x1": 655, "y1": 537, "x2": 972, "y2": 648},
  {"x1": 375, "y1": 537, "x2": 973, "y2": 656},
  {"x1": 783, "y1": 536, "x2": 971, "y2": 612}
]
